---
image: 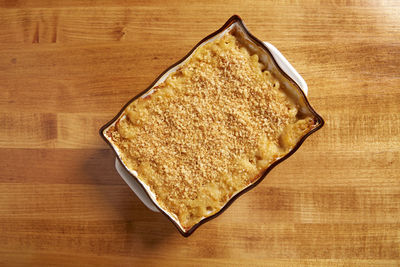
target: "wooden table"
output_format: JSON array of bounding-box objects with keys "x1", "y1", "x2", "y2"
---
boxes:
[{"x1": 0, "y1": 1, "x2": 399, "y2": 266}]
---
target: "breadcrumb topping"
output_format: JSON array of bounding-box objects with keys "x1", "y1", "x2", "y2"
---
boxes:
[{"x1": 107, "y1": 33, "x2": 315, "y2": 230}]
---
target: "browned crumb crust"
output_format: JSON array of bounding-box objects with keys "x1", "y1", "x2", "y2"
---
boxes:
[{"x1": 108, "y1": 33, "x2": 315, "y2": 230}]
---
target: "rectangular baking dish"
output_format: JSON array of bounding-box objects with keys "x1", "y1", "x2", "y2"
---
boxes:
[{"x1": 100, "y1": 15, "x2": 324, "y2": 237}]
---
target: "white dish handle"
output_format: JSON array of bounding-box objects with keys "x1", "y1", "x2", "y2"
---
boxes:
[
  {"x1": 263, "y1": 42, "x2": 308, "y2": 96},
  {"x1": 115, "y1": 158, "x2": 160, "y2": 212}
]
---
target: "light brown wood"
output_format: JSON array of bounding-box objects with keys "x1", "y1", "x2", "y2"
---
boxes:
[{"x1": 0, "y1": 0, "x2": 399, "y2": 266}]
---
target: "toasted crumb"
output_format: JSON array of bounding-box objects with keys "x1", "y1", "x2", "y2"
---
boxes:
[{"x1": 108, "y1": 33, "x2": 315, "y2": 229}]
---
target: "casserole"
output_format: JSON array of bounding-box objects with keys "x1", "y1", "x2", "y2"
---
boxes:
[{"x1": 100, "y1": 15, "x2": 324, "y2": 237}]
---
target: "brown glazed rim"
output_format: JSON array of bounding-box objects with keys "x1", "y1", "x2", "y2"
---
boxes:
[{"x1": 99, "y1": 15, "x2": 324, "y2": 237}]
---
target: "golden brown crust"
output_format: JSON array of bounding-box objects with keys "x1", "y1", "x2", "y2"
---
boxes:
[{"x1": 107, "y1": 33, "x2": 316, "y2": 229}]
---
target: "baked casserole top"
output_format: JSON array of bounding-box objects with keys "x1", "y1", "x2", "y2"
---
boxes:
[{"x1": 106, "y1": 32, "x2": 318, "y2": 230}]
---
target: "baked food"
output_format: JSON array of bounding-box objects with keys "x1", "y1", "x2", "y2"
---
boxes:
[{"x1": 106, "y1": 32, "x2": 317, "y2": 230}]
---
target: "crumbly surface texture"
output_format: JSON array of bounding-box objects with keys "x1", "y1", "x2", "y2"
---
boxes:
[{"x1": 108, "y1": 33, "x2": 315, "y2": 230}]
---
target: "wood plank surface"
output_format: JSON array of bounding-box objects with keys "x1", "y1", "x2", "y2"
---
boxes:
[{"x1": 0, "y1": 0, "x2": 399, "y2": 266}]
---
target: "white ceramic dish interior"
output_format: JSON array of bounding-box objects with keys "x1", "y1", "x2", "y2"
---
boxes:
[{"x1": 114, "y1": 40, "x2": 309, "y2": 213}]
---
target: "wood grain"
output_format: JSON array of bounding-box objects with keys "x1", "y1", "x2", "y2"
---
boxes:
[{"x1": 0, "y1": 0, "x2": 399, "y2": 266}]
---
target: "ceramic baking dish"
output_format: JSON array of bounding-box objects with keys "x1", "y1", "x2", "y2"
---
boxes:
[{"x1": 100, "y1": 15, "x2": 324, "y2": 237}]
